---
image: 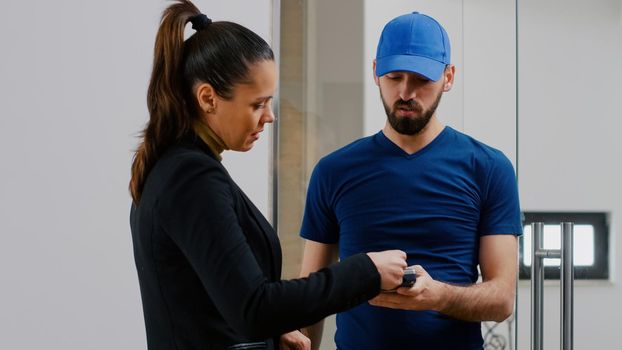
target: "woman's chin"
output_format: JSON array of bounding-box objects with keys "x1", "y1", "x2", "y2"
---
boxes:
[{"x1": 233, "y1": 143, "x2": 254, "y2": 152}]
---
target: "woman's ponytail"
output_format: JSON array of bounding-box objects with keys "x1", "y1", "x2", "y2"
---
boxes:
[{"x1": 130, "y1": 0, "x2": 200, "y2": 204}]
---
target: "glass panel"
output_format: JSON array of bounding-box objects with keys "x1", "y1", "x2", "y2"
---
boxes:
[
  {"x1": 278, "y1": 1, "x2": 519, "y2": 349},
  {"x1": 277, "y1": 0, "x2": 365, "y2": 279}
]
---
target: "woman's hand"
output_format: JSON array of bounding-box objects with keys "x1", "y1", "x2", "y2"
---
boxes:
[
  {"x1": 279, "y1": 330, "x2": 311, "y2": 350},
  {"x1": 366, "y1": 250, "x2": 408, "y2": 290}
]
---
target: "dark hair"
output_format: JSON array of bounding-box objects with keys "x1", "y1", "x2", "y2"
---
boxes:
[{"x1": 130, "y1": 0, "x2": 274, "y2": 204}]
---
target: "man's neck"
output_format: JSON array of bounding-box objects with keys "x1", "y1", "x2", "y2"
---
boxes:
[{"x1": 382, "y1": 115, "x2": 445, "y2": 155}]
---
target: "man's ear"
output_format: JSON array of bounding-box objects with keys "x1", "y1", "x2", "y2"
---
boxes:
[
  {"x1": 442, "y1": 65, "x2": 456, "y2": 92},
  {"x1": 373, "y1": 59, "x2": 380, "y2": 86},
  {"x1": 195, "y1": 83, "x2": 217, "y2": 114}
]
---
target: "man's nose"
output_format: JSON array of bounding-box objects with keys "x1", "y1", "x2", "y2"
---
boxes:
[{"x1": 399, "y1": 80, "x2": 417, "y2": 101}]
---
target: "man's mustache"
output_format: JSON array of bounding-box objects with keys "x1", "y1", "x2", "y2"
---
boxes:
[{"x1": 394, "y1": 99, "x2": 422, "y2": 112}]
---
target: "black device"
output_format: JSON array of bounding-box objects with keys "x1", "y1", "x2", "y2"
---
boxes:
[{"x1": 400, "y1": 268, "x2": 416, "y2": 287}]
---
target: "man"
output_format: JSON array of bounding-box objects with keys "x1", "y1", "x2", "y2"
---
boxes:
[{"x1": 299, "y1": 12, "x2": 522, "y2": 350}]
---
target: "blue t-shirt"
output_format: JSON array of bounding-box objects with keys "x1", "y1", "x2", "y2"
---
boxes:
[{"x1": 300, "y1": 127, "x2": 522, "y2": 350}]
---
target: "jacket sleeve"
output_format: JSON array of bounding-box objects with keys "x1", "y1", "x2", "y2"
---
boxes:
[{"x1": 157, "y1": 155, "x2": 380, "y2": 339}]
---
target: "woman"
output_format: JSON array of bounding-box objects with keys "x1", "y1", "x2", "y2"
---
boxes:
[{"x1": 129, "y1": 1, "x2": 407, "y2": 349}]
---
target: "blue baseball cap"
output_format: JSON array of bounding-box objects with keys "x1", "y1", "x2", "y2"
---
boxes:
[{"x1": 375, "y1": 12, "x2": 451, "y2": 81}]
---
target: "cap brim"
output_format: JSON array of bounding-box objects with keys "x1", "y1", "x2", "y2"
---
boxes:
[{"x1": 376, "y1": 54, "x2": 446, "y2": 81}]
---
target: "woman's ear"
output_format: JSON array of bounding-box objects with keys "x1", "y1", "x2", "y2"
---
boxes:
[{"x1": 195, "y1": 83, "x2": 217, "y2": 114}]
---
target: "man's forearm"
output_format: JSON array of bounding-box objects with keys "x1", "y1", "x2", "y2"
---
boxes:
[
  {"x1": 369, "y1": 236, "x2": 519, "y2": 322},
  {"x1": 436, "y1": 280, "x2": 514, "y2": 322}
]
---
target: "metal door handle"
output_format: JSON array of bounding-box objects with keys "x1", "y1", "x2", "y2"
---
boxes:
[{"x1": 530, "y1": 222, "x2": 574, "y2": 350}]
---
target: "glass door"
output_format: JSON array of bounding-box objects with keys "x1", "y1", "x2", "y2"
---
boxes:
[{"x1": 275, "y1": 0, "x2": 521, "y2": 348}]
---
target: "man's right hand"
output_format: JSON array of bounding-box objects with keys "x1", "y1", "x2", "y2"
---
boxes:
[{"x1": 366, "y1": 250, "x2": 407, "y2": 290}]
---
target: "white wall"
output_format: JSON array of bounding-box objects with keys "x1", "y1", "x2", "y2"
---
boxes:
[
  {"x1": 0, "y1": 1, "x2": 273, "y2": 349},
  {"x1": 517, "y1": 0, "x2": 622, "y2": 348},
  {"x1": 462, "y1": 0, "x2": 517, "y2": 167}
]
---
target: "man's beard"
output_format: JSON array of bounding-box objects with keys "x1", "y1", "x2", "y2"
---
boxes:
[{"x1": 381, "y1": 89, "x2": 443, "y2": 135}]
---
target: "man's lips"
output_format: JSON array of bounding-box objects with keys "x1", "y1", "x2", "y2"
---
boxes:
[{"x1": 396, "y1": 108, "x2": 418, "y2": 116}]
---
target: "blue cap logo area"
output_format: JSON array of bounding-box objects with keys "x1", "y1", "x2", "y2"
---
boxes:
[{"x1": 375, "y1": 12, "x2": 451, "y2": 81}]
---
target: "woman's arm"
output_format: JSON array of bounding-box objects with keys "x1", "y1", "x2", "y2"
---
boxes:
[{"x1": 158, "y1": 156, "x2": 388, "y2": 339}]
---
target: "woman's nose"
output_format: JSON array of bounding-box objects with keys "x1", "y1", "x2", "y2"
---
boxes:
[{"x1": 262, "y1": 105, "x2": 275, "y2": 124}]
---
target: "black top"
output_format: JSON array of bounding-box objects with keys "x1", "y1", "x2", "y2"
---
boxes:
[{"x1": 130, "y1": 137, "x2": 381, "y2": 350}]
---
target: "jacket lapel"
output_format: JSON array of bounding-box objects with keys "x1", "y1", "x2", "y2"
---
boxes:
[{"x1": 237, "y1": 189, "x2": 282, "y2": 280}]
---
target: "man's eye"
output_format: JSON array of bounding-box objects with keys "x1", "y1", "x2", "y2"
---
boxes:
[{"x1": 254, "y1": 103, "x2": 266, "y2": 110}]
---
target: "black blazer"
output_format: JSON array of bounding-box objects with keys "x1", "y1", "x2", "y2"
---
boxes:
[{"x1": 130, "y1": 137, "x2": 380, "y2": 350}]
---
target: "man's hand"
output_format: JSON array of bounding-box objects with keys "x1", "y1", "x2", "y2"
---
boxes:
[
  {"x1": 280, "y1": 330, "x2": 311, "y2": 350},
  {"x1": 369, "y1": 265, "x2": 445, "y2": 311},
  {"x1": 369, "y1": 234, "x2": 519, "y2": 322}
]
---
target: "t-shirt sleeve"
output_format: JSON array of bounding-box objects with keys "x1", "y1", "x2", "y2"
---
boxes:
[
  {"x1": 300, "y1": 159, "x2": 340, "y2": 243},
  {"x1": 478, "y1": 152, "x2": 523, "y2": 236}
]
